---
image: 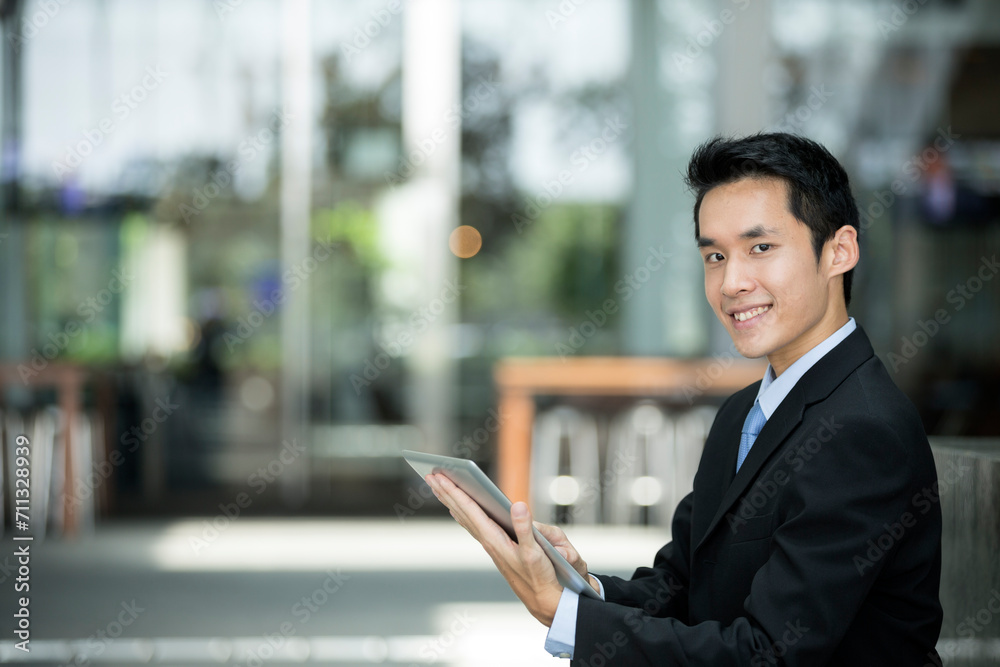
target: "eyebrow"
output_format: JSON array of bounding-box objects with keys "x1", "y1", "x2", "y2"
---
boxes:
[{"x1": 696, "y1": 224, "x2": 781, "y2": 248}]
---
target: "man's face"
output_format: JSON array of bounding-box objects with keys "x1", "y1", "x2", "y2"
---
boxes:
[{"x1": 697, "y1": 177, "x2": 846, "y2": 375}]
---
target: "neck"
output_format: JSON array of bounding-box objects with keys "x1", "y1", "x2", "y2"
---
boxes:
[{"x1": 769, "y1": 308, "x2": 849, "y2": 377}]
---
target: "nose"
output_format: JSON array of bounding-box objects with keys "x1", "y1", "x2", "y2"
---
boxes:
[{"x1": 720, "y1": 257, "x2": 755, "y2": 298}]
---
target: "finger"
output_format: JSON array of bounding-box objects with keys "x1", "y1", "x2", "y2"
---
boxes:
[
  {"x1": 429, "y1": 475, "x2": 479, "y2": 528},
  {"x1": 426, "y1": 475, "x2": 478, "y2": 533},
  {"x1": 425, "y1": 474, "x2": 439, "y2": 494},
  {"x1": 511, "y1": 502, "x2": 540, "y2": 554},
  {"x1": 533, "y1": 521, "x2": 567, "y2": 544},
  {"x1": 429, "y1": 474, "x2": 478, "y2": 517},
  {"x1": 510, "y1": 503, "x2": 560, "y2": 594},
  {"x1": 533, "y1": 522, "x2": 577, "y2": 558},
  {"x1": 431, "y1": 474, "x2": 516, "y2": 547},
  {"x1": 551, "y1": 539, "x2": 580, "y2": 566}
]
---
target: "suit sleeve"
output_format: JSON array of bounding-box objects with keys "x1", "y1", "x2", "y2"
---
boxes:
[
  {"x1": 592, "y1": 489, "x2": 693, "y2": 624},
  {"x1": 572, "y1": 416, "x2": 926, "y2": 666}
]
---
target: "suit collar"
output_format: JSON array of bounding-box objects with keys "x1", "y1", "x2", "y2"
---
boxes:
[
  {"x1": 694, "y1": 326, "x2": 876, "y2": 553},
  {"x1": 790, "y1": 323, "x2": 874, "y2": 406},
  {"x1": 756, "y1": 317, "x2": 857, "y2": 420}
]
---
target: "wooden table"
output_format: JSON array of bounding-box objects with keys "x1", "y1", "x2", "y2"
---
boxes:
[{"x1": 493, "y1": 357, "x2": 768, "y2": 506}]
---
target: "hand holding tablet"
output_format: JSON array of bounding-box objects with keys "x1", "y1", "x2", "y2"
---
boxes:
[{"x1": 403, "y1": 450, "x2": 602, "y2": 600}]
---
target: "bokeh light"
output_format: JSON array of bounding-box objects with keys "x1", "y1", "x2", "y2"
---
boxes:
[{"x1": 448, "y1": 225, "x2": 482, "y2": 258}]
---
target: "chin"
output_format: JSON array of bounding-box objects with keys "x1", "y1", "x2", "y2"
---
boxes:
[
  {"x1": 728, "y1": 332, "x2": 772, "y2": 361},
  {"x1": 733, "y1": 342, "x2": 764, "y2": 360}
]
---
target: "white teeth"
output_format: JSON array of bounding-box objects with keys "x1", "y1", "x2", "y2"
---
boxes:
[{"x1": 734, "y1": 306, "x2": 770, "y2": 322}]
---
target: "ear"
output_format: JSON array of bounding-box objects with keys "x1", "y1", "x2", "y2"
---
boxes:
[{"x1": 826, "y1": 224, "x2": 859, "y2": 279}]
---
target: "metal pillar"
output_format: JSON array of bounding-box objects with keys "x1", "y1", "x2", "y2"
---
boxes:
[
  {"x1": 0, "y1": 0, "x2": 26, "y2": 363},
  {"x1": 279, "y1": 0, "x2": 312, "y2": 506},
  {"x1": 399, "y1": 0, "x2": 460, "y2": 453},
  {"x1": 624, "y1": 0, "x2": 712, "y2": 357}
]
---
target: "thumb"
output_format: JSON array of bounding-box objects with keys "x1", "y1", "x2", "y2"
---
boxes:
[{"x1": 511, "y1": 502, "x2": 535, "y2": 546}]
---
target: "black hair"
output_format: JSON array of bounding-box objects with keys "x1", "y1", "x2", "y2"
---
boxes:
[{"x1": 685, "y1": 132, "x2": 859, "y2": 307}]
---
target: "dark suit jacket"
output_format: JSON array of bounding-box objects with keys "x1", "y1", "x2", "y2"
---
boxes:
[{"x1": 574, "y1": 326, "x2": 943, "y2": 666}]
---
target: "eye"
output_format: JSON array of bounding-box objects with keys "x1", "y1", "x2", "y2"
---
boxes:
[
  {"x1": 751, "y1": 243, "x2": 771, "y2": 254},
  {"x1": 705, "y1": 252, "x2": 724, "y2": 263}
]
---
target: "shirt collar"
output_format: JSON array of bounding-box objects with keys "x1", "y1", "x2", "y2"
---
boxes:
[{"x1": 755, "y1": 317, "x2": 857, "y2": 419}]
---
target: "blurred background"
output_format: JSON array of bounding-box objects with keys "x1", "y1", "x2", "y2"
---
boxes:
[{"x1": 0, "y1": 0, "x2": 998, "y2": 665}]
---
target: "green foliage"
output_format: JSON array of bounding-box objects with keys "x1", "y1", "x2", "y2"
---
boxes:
[
  {"x1": 464, "y1": 202, "x2": 621, "y2": 322},
  {"x1": 311, "y1": 200, "x2": 386, "y2": 270}
]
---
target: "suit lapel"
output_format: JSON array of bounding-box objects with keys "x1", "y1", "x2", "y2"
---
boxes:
[
  {"x1": 690, "y1": 383, "x2": 754, "y2": 543},
  {"x1": 694, "y1": 326, "x2": 876, "y2": 553}
]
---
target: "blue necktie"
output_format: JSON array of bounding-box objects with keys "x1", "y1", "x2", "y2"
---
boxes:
[{"x1": 736, "y1": 400, "x2": 766, "y2": 472}]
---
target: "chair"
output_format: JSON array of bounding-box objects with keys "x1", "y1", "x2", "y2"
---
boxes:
[
  {"x1": 530, "y1": 406, "x2": 602, "y2": 524},
  {"x1": 604, "y1": 401, "x2": 675, "y2": 526}
]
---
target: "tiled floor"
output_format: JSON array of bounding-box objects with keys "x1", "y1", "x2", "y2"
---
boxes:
[{"x1": 0, "y1": 518, "x2": 669, "y2": 666}]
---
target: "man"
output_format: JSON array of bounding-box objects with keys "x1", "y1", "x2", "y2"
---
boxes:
[{"x1": 427, "y1": 133, "x2": 943, "y2": 665}]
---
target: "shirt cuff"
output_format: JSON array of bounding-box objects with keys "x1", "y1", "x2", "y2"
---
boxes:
[
  {"x1": 544, "y1": 587, "x2": 580, "y2": 659},
  {"x1": 593, "y1": 574, "x2": 606, "y2": 600}
]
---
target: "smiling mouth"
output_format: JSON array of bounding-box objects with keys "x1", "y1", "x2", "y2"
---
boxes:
[{"x1": 731, "y1": 305, "x2": 771, "y2": 323}]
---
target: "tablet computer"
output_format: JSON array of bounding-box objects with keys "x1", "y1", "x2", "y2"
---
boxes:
[{"x1": 402, "y1": 449, "x2": 600, "y2": 599}]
